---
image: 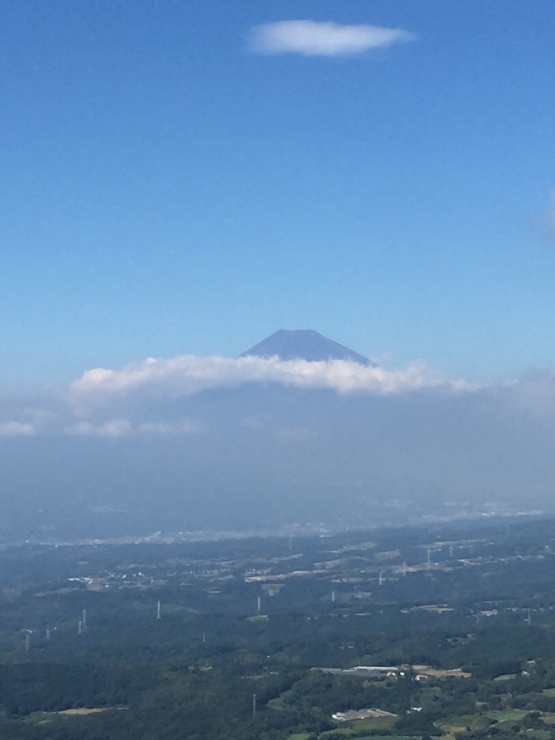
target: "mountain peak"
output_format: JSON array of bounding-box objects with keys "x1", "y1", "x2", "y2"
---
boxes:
[{"x1": 240, "y1": 329, "x2": 371, "y2": 365}]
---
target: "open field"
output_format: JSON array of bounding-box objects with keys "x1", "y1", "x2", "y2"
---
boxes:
[{"x1": 412, "y1": 664, "x2": 472, "y2": 678}]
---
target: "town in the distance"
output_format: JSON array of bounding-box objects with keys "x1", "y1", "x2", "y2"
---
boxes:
[{"x1": 2, "y1": 513, "x2": 555, "y2": 738}]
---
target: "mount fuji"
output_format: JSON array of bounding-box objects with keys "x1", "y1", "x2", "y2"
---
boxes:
[{"x1": 240, "y1": 329, "x2": 371, "y2": 365}]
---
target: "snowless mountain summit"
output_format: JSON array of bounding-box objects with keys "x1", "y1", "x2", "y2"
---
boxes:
[{"x1": 240, "y1": 329, "x2": 371, "y2": 365}]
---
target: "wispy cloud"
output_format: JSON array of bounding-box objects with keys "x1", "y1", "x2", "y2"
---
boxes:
[
  {"x1": 249, "y1": 20, "x2": 415, "y2": 57},
  {"x1": 64, "y1": 418, "x2": 203, "y2": 438},
  {"x1": 0, "y1": 421, "x2": 36, "y2": 437},
  {"x1": 66, "y1": 419, "x2": 132, "y2": 438},
  {"x1": 70, "y1": 354, "x2": 473, "y2": 406}
]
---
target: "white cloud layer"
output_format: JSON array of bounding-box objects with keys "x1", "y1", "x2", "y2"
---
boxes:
[
  {"x1": 70, "y1": 354, "x2": 473, "y2": 405},
  {"x1": 5, "y1": 353, "x2": 555, "y2": 465},
  {"x1": 249, "y1": 20, "x2": 415, "y2": 57}
]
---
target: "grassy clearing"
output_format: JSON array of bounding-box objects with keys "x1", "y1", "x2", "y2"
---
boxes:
[
  {"x1": 493, "y1": 673, "x2": 517, "y2": 681},
  {"x1": 441, "y1": 712, "x2": 491, "y2": 731},
  {"x1": 341, "y1": 715, "x2": 395, "y2": 731},
  {"x1": 344, "y1": 736, "x2": 417, "y2": 740},
  {"x1": 486, "y1": 708, "x2": 528, "y2": 721},
  {"x1": 26, "y1": 706, "x2": 126, "y2": 724}
]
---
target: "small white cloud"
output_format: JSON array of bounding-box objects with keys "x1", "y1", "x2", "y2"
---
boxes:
[
  {"x1": 240, "y1": 417, "x2": 309, "y2": 441},
  {"x1": 0, "y1": 421, "x2": 36, "y2": 437},
  {"x1": 66, "y1": 419, "x2": 132, "y2": 438},
  {"x1": 275, "y1": 426, "x2": 310, "y2": 442},
  {"x1": 137, "y1": 420, "x2": 204, "y2": 436},
  {"x1": 249, "y1": 20, "x2": 415, "y2": 57}
]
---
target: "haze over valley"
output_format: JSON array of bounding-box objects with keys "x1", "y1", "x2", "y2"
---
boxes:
[{"x1": 1, "y1": 329, "x2": 554, "y2": 542}]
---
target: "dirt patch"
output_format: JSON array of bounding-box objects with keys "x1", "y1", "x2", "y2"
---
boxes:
[
  {"x1": 412, "y1": 604, "x2": 454, "y2": 613},
  {"x1": 58, "y1": 707, "x2": 127, "y2": 716},
  {"x1": 413, "y1": 665, "x2": 471, "y2": 679}
]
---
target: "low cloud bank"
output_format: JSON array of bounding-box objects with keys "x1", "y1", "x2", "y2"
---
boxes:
[
  {"x1": 2, "y1": 354, "x2": 555, "y2": 443},
  {"x1": 70, "y1": 355, "x2": 472, "y2": 403},
  {"x1": 3, "y1": 355, "x2": 555, "y2": 534}
]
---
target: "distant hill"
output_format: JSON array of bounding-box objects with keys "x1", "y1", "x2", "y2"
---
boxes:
[{"x1": 240, "y1": 329, "x2": 371, "y2": 365}]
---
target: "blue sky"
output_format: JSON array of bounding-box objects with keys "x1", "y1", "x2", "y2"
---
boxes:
[
  {"x1": 3, "y1": 1, "x2": 555, "y2": 537},
  {"x1": 2, "y1": 0, "x2": 555, "y2": 390}
]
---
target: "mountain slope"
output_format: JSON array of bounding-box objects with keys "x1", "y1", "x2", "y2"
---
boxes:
[{"x1": 240, "y1": 329, "x2": 371, "y2": 364}]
